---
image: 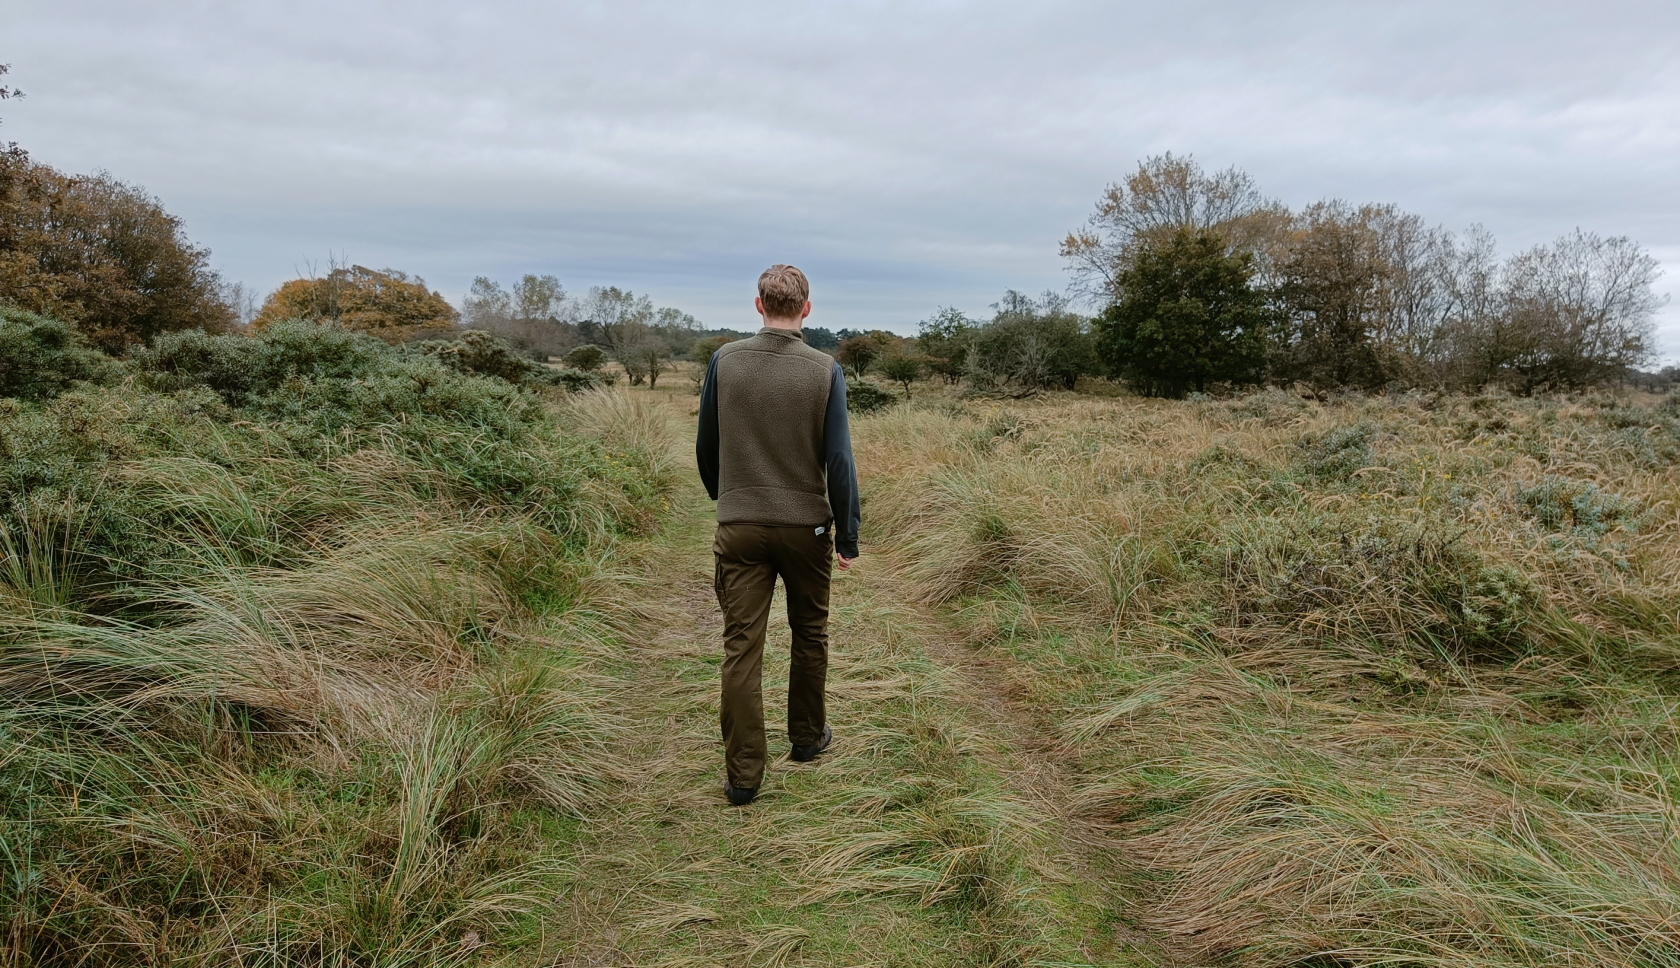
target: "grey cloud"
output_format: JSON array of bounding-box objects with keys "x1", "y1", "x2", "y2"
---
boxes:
[{"x1": 6, "y1": 0, "x2": 1677, "y2": 341}]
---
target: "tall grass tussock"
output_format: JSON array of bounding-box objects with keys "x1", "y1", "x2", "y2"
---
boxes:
[
  {"x1": 853, "y1": 385, "x2": 1680, "y2": 967},
  {"x1": 0, "y1": 308, "x2": 676, "y2": 965}
]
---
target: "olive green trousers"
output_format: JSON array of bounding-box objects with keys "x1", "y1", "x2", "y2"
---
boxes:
[{"x1": 713, "y1": 522, "x2": 832, "y2": 791}]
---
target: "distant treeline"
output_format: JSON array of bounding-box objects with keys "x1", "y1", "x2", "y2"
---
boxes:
[
  {"x1": 1058, "y1": 154, "x2": 1667, "y2": 397},
  {"x1": 729, "y1": 155, "x2": 1673, "y2": 401},
  {"x1": 460, "y1": 275, "x2": 722, "y2": 386}
]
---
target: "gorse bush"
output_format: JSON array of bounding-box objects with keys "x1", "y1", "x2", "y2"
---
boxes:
[
  {"x1": 846, "y1": 378, "x2": 895, "y2": 414},
  {"x1": 0, "y1": 306, "x2": 114, "y2": 401},
  {"x1": 136, "y1": 318, "x2": 384, "y2": 405},
  {"x1": 0, "y1": 313, "x2": 677, "y2": 964},
  {"x1": 135, "y1": 320, "x2": 612, "y2": 436},
  {"x1": 1292, "y1": 422, "x2": 1374, "y2": 483},
  {"x1": 421, "y1": 329, "x2": 564, "y2": 387},
  {"x1": 1518, "y1": 475, "x2": 1642, "y2": 539}
]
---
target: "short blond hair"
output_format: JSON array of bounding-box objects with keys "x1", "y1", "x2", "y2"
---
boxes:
[{"x1": 758, "y1": 264, "x2": 809, "y2": 319}]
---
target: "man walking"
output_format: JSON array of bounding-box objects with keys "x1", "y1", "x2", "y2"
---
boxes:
[{"x1": 696, "y1": 264, "x2": 860, "y2": 807}]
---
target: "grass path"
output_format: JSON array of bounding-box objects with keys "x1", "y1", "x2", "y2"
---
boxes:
[{"x1": 537, "y1": 461, "x2": 1169, "y2": 967}]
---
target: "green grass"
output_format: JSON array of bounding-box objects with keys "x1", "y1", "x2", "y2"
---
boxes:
[
  {"x1": 0, "y1": 319, "x2": 676, "y2": 966},
  {"x1": 535, "y1": 483, "x2": 1134, "y2": 966}
]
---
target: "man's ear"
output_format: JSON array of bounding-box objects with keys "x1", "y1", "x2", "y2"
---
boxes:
[
  {"x1": 800, "y1": 300, "x2": 812, "y2": 320},
  {"x1": 755, "y1": 296, "x2": 766, "y2": 316}
]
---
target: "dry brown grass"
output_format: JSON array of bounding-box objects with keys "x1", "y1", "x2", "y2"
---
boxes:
[{"x1": 850, "y1": 386, "x2": 1680, "y2": 967}]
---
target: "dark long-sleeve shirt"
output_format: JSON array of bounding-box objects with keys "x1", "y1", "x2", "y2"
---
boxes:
[{"x1": 697, "y1": 337, "x2": 860, "y2": 559}]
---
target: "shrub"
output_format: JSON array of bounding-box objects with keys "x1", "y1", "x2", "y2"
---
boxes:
[
  {"x1": 554, "y1": 368, "x2": 608, "y2": 392},
  {"x1": 967, "y1": 291, "x2": 1098, "y2": 391},
  {"x1": 252, "y1": 353, "x2": 534, "y2": 434},
  {"x1": 565, "y1": 343, "x2": 607, "y2": 371},
  {"x1": 847, "y1": 379, "x2": 895, "y2": 414},
  {"x1": 0, "y1": 307, "x2": 114, "y2": 400},
  {"x1": 252, "y1": 265, "x2": 458, "y2": 343},
  {"x1": 1220, "y1": 520, "x2": 1541, "y2": 660},
  {"x1": 421, "y1": 329, "x2": 561, "y2": 388},
  {"x1": 131, "y1": 319, "x2": 585, "y2": 439},
  {"x1": 136, "y1": 319, "x2": 386, "y2": 407},
  {"x1": 1292, "y1": 424, "x2": 1374, "y2": 483},
  {"x1": 1518, "y1": 475, "x2": 1642, "y2": 540},
  {"x1": 1220, "y1": 387, "x2": 1312, "y2": 425},
  {"x1": 133, "y1": 327, "x2": 263, "y2": 403}
]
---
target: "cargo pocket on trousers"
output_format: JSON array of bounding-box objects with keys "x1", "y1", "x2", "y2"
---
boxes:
[{"x1": 713, "y1": 556, "x2": 724, "y2": 606}]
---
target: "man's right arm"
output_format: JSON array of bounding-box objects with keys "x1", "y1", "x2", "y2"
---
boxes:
[{"x1": 696, "y1": 353, "x2": 721, "y2": 500}]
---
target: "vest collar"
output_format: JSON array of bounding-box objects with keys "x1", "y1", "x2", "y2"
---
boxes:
[{"x1": 756, "y1": 326, "x2": 807, "y2": 343}]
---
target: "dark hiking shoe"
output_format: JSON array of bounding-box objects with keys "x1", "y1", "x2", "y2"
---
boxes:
[
  {"x1": 725, "y1": 783, "x2": 757, "y2": 807},
  {"x1": 791, "y1": 723, "x2": 833, "y2": 763}
]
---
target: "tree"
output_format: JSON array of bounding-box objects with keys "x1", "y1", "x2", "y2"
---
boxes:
[
  {"x1": 880, "y1": 352, "x2": 923, "y2": 398},
  {"x1": 563, "y1": 344, "x2": 605, "y2": 372},
  {"x1": 254, "y1": 264, "x2": 457, "y2": 343},
  {"x1": 1, "y1": 63, "x2": 20, "y2": 155},
  {"x1": 1492, "y1": 231, "x2": 1658, "y2": 391},
  {"x1": 836, "y1": 335, "x2": 882, "y2": 380},
  {"x1": 1096, "y1": 229, "x2": 1269, "y2": 398},
  {"x1": 462, "y1": 274, "x2": 576, "y2": 359},
  {"x1": 0, "y1": 156, "x2": 234, "y2": 354},
  {"x1": 967, "y1": 291, "x2": 1099, "y2": 392},
  {"x1": 463, "y1": 275, "x2": 513, "y2": 328},
  {"x1": 580, "y1": 286, "x2": 654, "y2": 358},
  {"x1": 513, "y1": 273, "x2": 565, "y2": 321},
  {"x1": 916, "y1": 307, "x2": 977, "y2": 383},
  {"x1": 618, "y1": 334, "x2": 672, "y2": 387},
  {"x1": 652, "y1": 306, "x2": 702, "y2": 359},
  {"x1": 1422, "y1": 226, "x2": 1509, "y2": 387},
  {"x1": 1062, "y1": 153, "x2": 1285, "y2": 302},
  {"x1": 804, "y1": 326, "x2": 838, "y2": 350},
  {"x1": 1064, "y1": 154, "x2": 1664, "y2": 396},
  {"x1": 1268, "y1": 201, "x2": 1404, "y2": 390}
]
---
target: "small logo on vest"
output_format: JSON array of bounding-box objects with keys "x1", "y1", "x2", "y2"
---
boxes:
[{"x1": 815, "y1": 526, "x2": 826, "y2": 535}]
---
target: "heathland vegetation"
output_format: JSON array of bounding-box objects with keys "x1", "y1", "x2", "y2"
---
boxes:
[
  {"x1": 856, "y1": 386, "x2": 1680, "y2": 965},
  {"x1": 3, "y1": 67, "x2": 1680, "y2": 964},
  {"x1": 0, "y1": 307, "x2": 677, "y2": 961}
]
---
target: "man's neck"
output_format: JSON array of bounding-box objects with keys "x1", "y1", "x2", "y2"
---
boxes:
[{"x1": 761, "y1": 317, "x2": 803, "y2": 332}]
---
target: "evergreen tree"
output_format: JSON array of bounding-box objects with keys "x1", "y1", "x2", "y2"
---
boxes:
[{"x1": 1096, "y1": 229, "x2": 1269, "y2": 398}]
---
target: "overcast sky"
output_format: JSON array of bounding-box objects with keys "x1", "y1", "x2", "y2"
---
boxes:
[{"x1": 6, "y1": 0, "x2": 1678, "y2": 347}]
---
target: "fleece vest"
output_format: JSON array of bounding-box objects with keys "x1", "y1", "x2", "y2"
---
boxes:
[{"x1": 712, "y1": 328, "x2": 837, "y2": 527}]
